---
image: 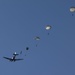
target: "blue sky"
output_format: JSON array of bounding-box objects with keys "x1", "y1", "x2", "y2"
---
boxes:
[{"x1": 0, "y1": 0, "x2": 75, "y2": 75}]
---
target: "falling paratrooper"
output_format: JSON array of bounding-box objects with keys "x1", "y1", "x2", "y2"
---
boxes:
[
  {"x1": 25, "y1": 47, "x2": 29, "y2": 56},
  {"x1": 26, "y1": 47, "x2": 29, "y2": 50}
]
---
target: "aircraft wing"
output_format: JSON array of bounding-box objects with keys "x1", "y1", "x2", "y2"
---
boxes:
[
  {"x1": 15, "y1": 58, "x2": 23, "y2": 61},
  {"x1": 3, "y1": 57, "x2": 12, "y2": 61}
]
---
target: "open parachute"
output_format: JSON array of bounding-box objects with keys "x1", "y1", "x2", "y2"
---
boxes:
[
  {"x1": 45, "y1": 25, "x2": 52, "y2": 35},
  {"x1": 34, "y1": 36, "x2": 40, "y2": 47},
  {"x1": 70, "y1": 7, "x2": 75, "y2": 16}
]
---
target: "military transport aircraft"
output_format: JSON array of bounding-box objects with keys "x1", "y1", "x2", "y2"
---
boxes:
[{"x1": 3, "y1": 52, "x2": 23, "y2": 62}]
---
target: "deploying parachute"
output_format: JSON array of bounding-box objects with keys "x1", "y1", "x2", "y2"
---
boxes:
[
  {"x1": 45, "y1": 25, "x2": 52, "y2": 35},
  {"x1": 34, "y1": 36, "x2": 40, "y2": 47},
  {"x1": 70, "y1": 7, "x2": 75, "y2": 16},
  {"x1": 34, "y1": 36, "x2": 40, "y2": 40}
]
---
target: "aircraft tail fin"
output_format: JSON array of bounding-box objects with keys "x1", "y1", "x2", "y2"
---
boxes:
[{"x1": 13, "y1": 52, "x2": 19, "y2": 56}]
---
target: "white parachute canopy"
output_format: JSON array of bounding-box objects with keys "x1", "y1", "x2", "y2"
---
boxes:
[
  {"x1": 46, "y1": 25, "x2": 52, "y2": 30},
  {"x1": 45, "y1": 25, "x2": 52, "y2": 35},
  {"x1": 70, "y1": 7, "x2": 75, "y2": 16},
  {"x1": 70, "y1": 7, "x2": 75, "y2": 12}
]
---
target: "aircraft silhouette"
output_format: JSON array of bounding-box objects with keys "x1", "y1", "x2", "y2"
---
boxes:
[{"x1": 3, "y1": 52, "x2": 23, "y2": 62}]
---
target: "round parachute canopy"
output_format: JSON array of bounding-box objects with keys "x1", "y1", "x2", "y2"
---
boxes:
[
  {"x1": 34, "y1": 36, "x2": 40, "y2": 40},
  {"x1": 46, "y1": 25, "x2": 52, "y2": 30},
  {"x1": 70, "y1": 7, "x2": 75, "y2": 12},
  {"x1": 34, "y1": 36, "x2": 40, "y2": 47}
]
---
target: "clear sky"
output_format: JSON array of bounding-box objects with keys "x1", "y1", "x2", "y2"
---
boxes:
[{"x1": 0, "y1": 0, "x2": 75, "y2": 75}]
